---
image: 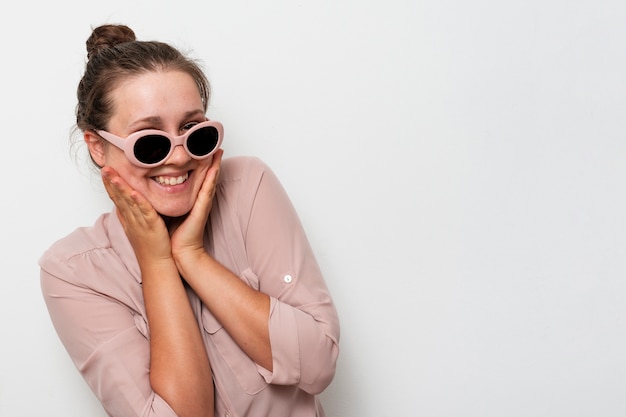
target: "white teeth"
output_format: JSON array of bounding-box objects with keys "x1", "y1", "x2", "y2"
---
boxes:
[{"x1": 154, "y1": 172, "x2": 189, "y2": 185}]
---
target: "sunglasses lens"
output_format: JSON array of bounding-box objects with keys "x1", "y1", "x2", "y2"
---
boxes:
[
  {"x1": 187, "y1": 126, "x2": 219, "y2": 157},
  {"x1": 134, "y1": 135, "x2": 171, "y2": 165}
]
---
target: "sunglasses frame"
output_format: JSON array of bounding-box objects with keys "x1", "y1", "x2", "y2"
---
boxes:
[{"x1": 96, "y1": 120, "x2": 224, "y2": 168}]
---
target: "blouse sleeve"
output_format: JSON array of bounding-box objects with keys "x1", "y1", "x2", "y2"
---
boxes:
[
  {"x1": 40, "y1": 265, "x2": 178, "y2": 417},
  {"x1": 240, "y1": 158, "x2": 340, "y2": 395}
]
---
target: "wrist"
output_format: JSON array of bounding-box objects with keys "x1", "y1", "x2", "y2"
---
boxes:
[
  {"x1": 139, "y1": 257, "x2": 179, "y2": 282},
  {"x1": 172, "y1": 246, "x2": 208, "y2": 273}
]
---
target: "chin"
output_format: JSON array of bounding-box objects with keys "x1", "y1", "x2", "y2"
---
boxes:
[{"x1": 155, "y1": 203, "x2": 194, "y2": 219}]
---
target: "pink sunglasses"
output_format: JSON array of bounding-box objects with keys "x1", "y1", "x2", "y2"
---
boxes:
[{"x1": 97, "y1": 120, "x2": 224, "y2": 168}]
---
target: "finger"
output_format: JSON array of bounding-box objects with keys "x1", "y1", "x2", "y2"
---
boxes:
[
  {"x1": 171, "y1": 150, "x2": 223, "y2": 240},
  {"x1": 101, "y1": 167, "x2": 129, "y2": 208},
  {"x1": 190, "y1": 149, "x2": 223, "y2": 221},
  {"x1": 197, "y1": 149, "x2": 223, "y2": 206},
  {"x1": 101, "y1": 167, "x2": 155, "y2": 225},
  {"x1": 102, "y1": 168, "x2": 135, "y2": 211}
]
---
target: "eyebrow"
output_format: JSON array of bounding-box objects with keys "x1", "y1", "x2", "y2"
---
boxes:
[{"x1": 127, "y1": 110, "x2": 206, "y2": 130}]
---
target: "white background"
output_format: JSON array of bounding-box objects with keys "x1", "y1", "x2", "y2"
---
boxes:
[{"x1": 2, "y1": 1, "x2": 626, "y2": 416}]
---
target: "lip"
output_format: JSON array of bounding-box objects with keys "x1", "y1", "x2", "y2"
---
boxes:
[
  {"x1": 151, "y1": 168, "x2": 190, "y2": 177},
  {"x1": 151, "y1": 170, "x2": 193, "y2": 191}
]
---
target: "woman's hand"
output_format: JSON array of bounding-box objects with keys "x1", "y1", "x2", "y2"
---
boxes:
[
  {"x1": 102, "y1": 165, "x2": 216, "y2": 416},
  {"x1": 170, "y1": 149, "x2": 223, "y2": 265},
  {"x1": 101, "y1": 167, "x2": 172, "y2": 265}
]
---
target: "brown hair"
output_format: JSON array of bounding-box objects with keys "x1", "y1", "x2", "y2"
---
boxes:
[{"x1": 75, "y1": 24, "x2": 211, "y2": 133}]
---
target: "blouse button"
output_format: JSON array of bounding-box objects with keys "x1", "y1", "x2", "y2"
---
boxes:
[{"x1": 283, "y1": 274, "x2": 293, "y2": 283}]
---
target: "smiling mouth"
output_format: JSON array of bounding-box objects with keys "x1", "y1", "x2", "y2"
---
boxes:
[{"x1": 153, "y1": 171, "x2": 190, "y2": 186}]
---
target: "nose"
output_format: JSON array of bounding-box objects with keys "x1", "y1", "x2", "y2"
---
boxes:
[{"x1": 164, "y1": 143, "x2": 192, "y2": 166}]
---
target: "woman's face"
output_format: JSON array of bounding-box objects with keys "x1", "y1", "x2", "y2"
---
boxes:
[{"x1": 86, "y1": 70, "x2": 211, "y2": 218}]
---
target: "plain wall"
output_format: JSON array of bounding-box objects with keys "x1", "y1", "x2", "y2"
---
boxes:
[{"x1": 2, "y1": 1, "x2": 626, "y2": 416}]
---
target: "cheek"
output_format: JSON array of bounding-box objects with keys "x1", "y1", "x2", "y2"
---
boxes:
[
  {"x1": 103, "y1": 144, "x2": 127, "y2": 167},
  {"x1": 104, "y1": 149, "x2": 150, "y2": 184},
  {"x1": 194, "y1": 160, "x2": 213, "y2": 183}
]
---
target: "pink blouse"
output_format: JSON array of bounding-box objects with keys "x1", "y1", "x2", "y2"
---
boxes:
[{"x1": 40, "y1": 156, "x2": 340, "y2": 417}]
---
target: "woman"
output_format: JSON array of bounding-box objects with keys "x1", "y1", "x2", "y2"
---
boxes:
[{"x1": 40, "y1": 24, "x2": 339, "y2": 417}]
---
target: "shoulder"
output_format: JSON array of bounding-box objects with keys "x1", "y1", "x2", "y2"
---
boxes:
[
  {"x1": 40, "y1": 214, "x2": 110, "y2": 261},
  {"x1": 217, "y1": 156, "x2": 283, "y2": 201},
  {"x1": 212, "y1": 155, "x2": 290, "y2": 232},
  {"x1": 219, "y1": 155, "x2": 273, "y2": 184},
  {"x1": 38, "y1": 213, "x2": 118, "y2": 282}
]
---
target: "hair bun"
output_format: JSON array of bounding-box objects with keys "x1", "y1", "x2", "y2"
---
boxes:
[{"x1": 86, "y1": 24, "x2": 136, "y2": 59}]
